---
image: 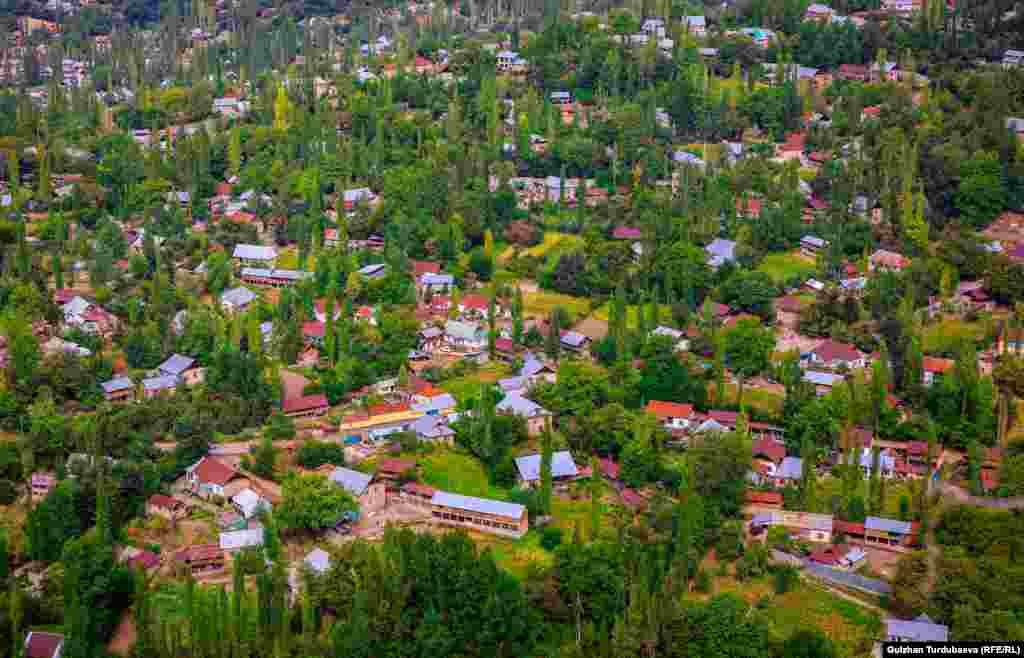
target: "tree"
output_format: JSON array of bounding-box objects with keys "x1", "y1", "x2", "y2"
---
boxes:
[
  {"x1": 782, "y1": 629, "x2": 837, "y2": 658},
  {"x1": 539, "y1": 430, "x2": 553, "y2": 515},
  {"x1": 719, "y1": 271, "x2": 777, "y2": 321},
  {"x1": 800, "y1": 437, "x2": 817, "y2": 511},
  {"x1": 205, "y1": 251, "x2": 232, "y2": 296},
  {"x1": 956, "y1": 152, "x2": 1007, "y2": 229},
  {"x1": 723, "y1": 318, "x2": 776, "y2": 409},
  {"x1": 275, "y1": 474, "x2": 357, "y2": 532},
  {"x1": 229, "y1": 125, "x2": 242, "y2": 176},
  {"x1": 689, "y1": 431, "x2": 752, "y2": 516},
  {"x1": 249, "y1": 434, "x2": 278, "y2": 480}
]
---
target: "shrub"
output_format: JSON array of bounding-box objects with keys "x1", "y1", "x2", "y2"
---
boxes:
[
  {"x1": 540, "y1": 527, "x2": 563, "y2": 551},
  {"x1": 773, "y1": 565, "x2": 799, "y2": 594},
  {"x1": 0, "y1": 479, "x2": 16, "y2": 505},
  {"x1": 694, "y1": 569, "x2": 712, "y2": 593}
]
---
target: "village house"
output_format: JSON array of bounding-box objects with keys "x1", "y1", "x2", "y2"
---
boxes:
[
  {"x1": 515, "y1": 451, "x2": 579, "y2": 487},
  {"x1": 922, "y1": 356, "x2": 954, "y2": 387},
  {"x1": 560, "y1": 330, "x2": 591, "y2": 353},
  {"x1": 147, "y1": 494, "x2": 187, "y2": 520},
  {"x1": 240, "y1": 267, "x2": 313, "y2": 288},
  {"x1": 886, "y1": 615, "x2": 949, "y2": 643},
  {"x1": 186, "y1": 456, "x2": 243, "y2": 499},
  {"x1": 220, "y1": 527, "x2": 265, "y2": 553},
  {"x1": 283, "y1": 394, "x2": 329, "y2": 419},
  {"x1": 864, "y1": 516, "x2": 918, "y2": 547},
  {"x1": 804, "y1": 3, "x2": 835, "y2": 21},
  {"x1": 24, "y1": 631, "x2": 65, "y2": 658},
  {"x1": 429, "y1": 491, "x2": 528, "y2": 538},
  {"x1": 444, "y1": 320, "x2": 486, "y2": 352},
  {"x1": 806, "y1": 339, "x2": 866, "y2": 370},
  {"x1": 769, "y1": 456, "x2": 804, "y2": 488},
  {"x1": 329, "y1": 466, "x2": 387, "y2": 515},
  {"x1": 497, "y1": 393, "x2": 552, "y2": 435},
  {"x1": 837, "y1": 64, "x2": 869, "y2": 81},
  {"x1": 221, "y1": 286, "x2": 258, "y2": 313},
  {"x1": 357, "y1": 263, "x2": 388, "y2": 280},
  {"x1": 232, "y1": 244, "x2": 277, "y2": 268},
  {"x1": 418, "y1": 273, "x2": 454, "y2": 297},
  {"x1": 800, "y1": 235, "x2": 828, "y2": 258},
  {"x1": 804, "y1": 370, "x2": 845, "y2": 396},
  {"x1": 1004, "y1": 49, "x2": 1024, "y2": 68},
  {"x1": 142, "y1": 374, "x2": 178, "y2": 398},
  {"x1": 158, "y1": 353, "x2": 202, "y2": 385},
  {"x1": 342, "y1": 187, "x2": 378, "y2": 211},
  {"x1": 650, "y1": 325, "x2": 691, "y2": 352},
  {"x1": 233, "y1": 488, "x2": 272, "y2": 518},
  {"x1": 30, "y1": 472, "x2": 56, "y2": 502},
  {"x1": 645, "y1": 400, "x2": 697, "y2": 431},
  {"x1": 101, "y1": 376, "x2": 135, "y2": 402},
  {"x1": 175, "y1": 543, "x2": 225, "y2": 575},
  {"x1": 750, "y1": 510, "x2": 832, "y2": 543},
  {"x1": 869, "y1": 249, "x2": 909, "y2": 273},
  {"x1": 411, "y1": 414, "x2": 456, "y2": 445},
  {"x1": 706, "y1": 238, "x2": 738, "y2": 269}
]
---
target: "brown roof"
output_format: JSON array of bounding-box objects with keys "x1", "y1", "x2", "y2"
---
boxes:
[
  {"x1": 812, "y1": 339, "x2": 862, "y2": 363},
  {"x1": 833, "y1": 520, "x2": 865, "y2": 535},
  {"x1": 378, "y1": 459, "x2": 416, "y2": 475},
  {"x1": 746, "y1": 490, "x2": 783, "y2": 505},
  {"x1": 148, "y1": 494, "x2": 183, "y2": 511},
  {"x1": 751, "y1": 438, "x2": 786, "y2": 462},
  {"x1": 401, "y1": 481, "x2": 436, "y2": 497},
  {"x1": 191, "y1": 456, "x2": 238, "y2": 486},
  {"x1": 25, "y1": 632, "x2": 64, "y2": 658},
  {"x1": 175, "y1": 544, "x2": 222, "y2": 563},
  {"x1": 645, "y1": 400, "x2": 694, "y2": 419},
  {"x1": 368, "y1": 402, "x2": 410, "y2": 415},
  {"x1": 922, "y1": 356, "x2": 954, "y2": 374},
  {"x1": 600, "y1": 458, "x2": 621, "y2": 479},
  {"x1": 282, "y1": 394, "x2": 329, "y2": 414}
]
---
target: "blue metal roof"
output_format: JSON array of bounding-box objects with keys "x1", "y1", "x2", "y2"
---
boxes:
[
  {"x1": 329, "y1": 467, "x2": 373, "y2": 497},
  {"x1": 515, "y1": 451, "x2": 578, "y2": 481},
  {"x1": 865, "y1": 516, "x2": 913, "y2": 534},
  {"x1": 431, "y1": 491, "x2": 525, "y2": 520}
]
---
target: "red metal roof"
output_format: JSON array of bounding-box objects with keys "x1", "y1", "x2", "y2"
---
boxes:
[
  {"x1": 645, "y1": 400, "x2": 694, "y2": 419},
  {"x1": 283, "y1": 394, "x2": 329, "y2": 414},
  {"x1": 922, "y1": 356, "x2": 954, "y2": 374},
  {"x1": 411, "y1": 260, "x2": 441, "y2": 277},
  {"x1": 148, "y1": 494, "x2": 183, "y2": 510},
  {"x1": 751, "y1": 438, "x2": 786, "y2": 463},
  {"x1": 812, "y1": 339, "x2": 862, "y2": 363},
  {"x1": 600, "y1": 458, "x2": 621, "y2": 479},
  {"x1": 302, "y1": 321, "x2": 326, "y2": 338},
  {"x1": 175, "y1": 544, "x2": 222, "y2": 562},
  {"x1": 746, "y1": 490, "x2": 783, "y2": 505},
  {"x1": 401, "y1": 482, "x2": 436, "y2": 496},
  {"x1": 612, "y1": 226, "x2": 643, "y2": 240},
  {"x1": 191, "y1": 456, "x2": 238, "y2": 486},
  {"x1": 833, "y1": 520, "x2": 865, "y2": 535},
  {"x1": 378, "y1": 459, "x2": 416, "y2": 475},
  {"x1": 25, "y1": 632, "x2": 64, "y2": 658},
  {"x1": 368, "y1": 402, "x2": 410, "y2": 416}
]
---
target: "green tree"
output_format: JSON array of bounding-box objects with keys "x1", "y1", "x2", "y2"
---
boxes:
[
  {"x1": 539, "y1": 429, "x2": 553, "y2": 515},
  {"x1": 723, "y1": 318, "x2": 776, "y2": 409},
  {"x1": 275, "y1": 473, "x2": 357, "y2": 531}
]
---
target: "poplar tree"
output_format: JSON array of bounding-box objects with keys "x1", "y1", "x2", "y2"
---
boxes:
[
  {"x1": 512, "y1": 287, "x2": 524, "y2": 345},
  {"x1": 540, "y1": 429, "x2": 553, "y2": 515},
  {"x1": 590, "y1": 455, "x2": 602, "y2": 541},
  {"x1": 800, "y1": 438, "x2": 817, "y2": 511}
]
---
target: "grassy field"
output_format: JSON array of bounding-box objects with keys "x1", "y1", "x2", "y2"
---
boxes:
[
  {"x1": 813, "y1": 475, "x2": 919, "y2": 519},
  {"x1": 591, "y1": 303, "x2": 674, "y2": 329},
  {"x1": 757, "y1": 251, "x2": 817, "y2": 284},
  {"x1": 698, "y1": 559, "x2": 881, "y2": 657},
  {"x1": 438, "y1": 362, "x2": 510, "y2": 402},
  {"x1": 713, "y1": 383, "x2": 785, "y2": 417},
  {"x1": 921, "y1": 317, "x2": 990, "y2": 354},
  {"x1": 503, "y1": 231, "x2": 584, "y2": 261},
  {"x1": 522, "y1": 289, "x2": 591, "y2": 320}
]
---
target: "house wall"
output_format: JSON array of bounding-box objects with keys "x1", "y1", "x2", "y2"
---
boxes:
[
  {"x1": 430, "y1": 505, "x2": 528, "y2": 538},
  {"x1": 359, "y1": 482, "x2": 388, "y2": 515}
]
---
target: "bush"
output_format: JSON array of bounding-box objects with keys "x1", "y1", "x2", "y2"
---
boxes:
[
  {"x1": 234, "y1": 547, "x2": 266, "y2": 575},
  {"x1": 295, "y1": 440, "x2": 347, "y2": 469},
  {"x1": 0, "y1": 479, "x2": 17, "y2": 505},
  {"x1": 694, "y1": 569, "x2": 712, "y2": 593},
  {"x1": 773, "y1": 565, "x2": 799, "y2": 594},
  {"x1": 540, "y1": 526, "x2": 563, "y2": 551}
]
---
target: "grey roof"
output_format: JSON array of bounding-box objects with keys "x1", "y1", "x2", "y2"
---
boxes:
[
  {"x1": 158, "y1": 353, "x2": 195, "y2": 376},
  {"x1": 886, "y1": 616, "x2": 949, "y2": 642},
  {"x1": 143, "y1": 374, "x2": 178, "y2": 391},
  {"x1": 304, "y1": 548, "x2": 331, "y2": 574},
  {"x1": 519, "y1": 358, "x2": 550, "y2": 378},
  {"x1": 101, "y1": 376, "x2": 133, "y2": 394},
  {"x1": 260, "y1": 321, "x2": 273, "y2": 336},
  {"x1": 420, "y1": 327, "x2": 443, "y2": 339},
  {"x1": 412, "y1": 393, "x2": 457, "y2": 413},
  {"x1": 685, "y1": 15, "x2": 706, "y2": 26},
  {"x1": 64, "y1": 296, "x2": 91, "y2": 317},
  {"x1": 706, "y1": 239, "x2": 737, "y2": 267},
  {"x1": 840, "y1": 277, "x2": 867, "y2": 290},
  {"x1": 694, "y1": 418, "x2": 728, "y2": 434},
  {"x1": 219, "y1": 527, "x2": 264, "y2": 550},
  {"x1": 673, "y1": 150, "x2": 706, "y2": 167},
  {"x1": 778, "y1": 457, "x2": 803, "y2": 480},
  {"x1": 515, "y1": 451, "x2": 578, "y2": 481},
  {"x1": 445, "y1": 320, "x2": 483, "y2": 341},
  {"x1": 865, "y1": 516, "x2": 913, "y2": 535},
  {"x1": 560, "y1": 331, "x2": 589, "y2": 348},
  {"x1": 850, "y1": 448, "x2": 896, "y2": 471},
  {"x1": 498, "y1": 376, "x2": 528, "y2": 392},
  {"x1": 801, "y1": 235, "x2": 826, "y2": 248},
  {"x1": 241, "y1": 267, "x2": 312, "y2": 281},
  {"x1": 751, "y1": 513, "x2": 773, "y2": 526},
  {"x1": 420, "y1": 273, "x2": 454, "y2": 286},
  {"x1": 232, "y1": 244, "x2": 277, "y2": 261},
  {"x1": 221, "y1": 287, "x2": 257, "y2": 308},
  {"x1": 497, "y1": 393, "x2": 550, "y2": 419},
  {"x1": 411, "y1": 414, "x2": 456, "y2": 439},
  {"x1": 652, "y1": 325, "x2": 683, "y2": 340},
  {"x1": 1008, "y1": 117, "x2": 1024, "y2": 133},
  {"x1": 430, "y1": 491, "x2": 526, "y2": 520},
  {"x1": 358, "y1": 263, "x2": 387, "y2": 277},
  {"x1": 329, "y1": 466, "x2": 373, "y2": 497},
  {"x1": 805, "y1": 562, "x2": 892, "y2": 595},
  {"x1": 803, "y1": 371, "x2": 844, "y2": 387}
]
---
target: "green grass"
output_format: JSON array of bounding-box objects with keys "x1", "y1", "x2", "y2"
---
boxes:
[
  {"x1": 439, "y1": 363, "x2": 511, "y2": 402},
  {"x1": 757, "y1": 251, "x2": 817, "y2": 284},
  {"x1": 812, "y1": 476, "x2": 919, "y2": 519},
  {"x1": 519, "y1": 232, "x2": 584, "y2": 259},
  {"x1": 714, "y1": 383, "x2": 785, "y2": 417},
  {"x1": 521, "y1": 289, "x2": 591, "y2": 320},
  {"x1": 760, "y1": 580, "x2": 881, "y2": 655},
  {"x1": 417, "y1": 448, "x2": 513, "y2": 501},
  {"x1": 591, "y1": 303, "x2": 673, "y2": 329},
  {"x1": 475, "y1": 530, "x2": 552, "y2": 577},
  {"x1": 921, "y1": 318, "x2": 989, "y2": 354}
]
